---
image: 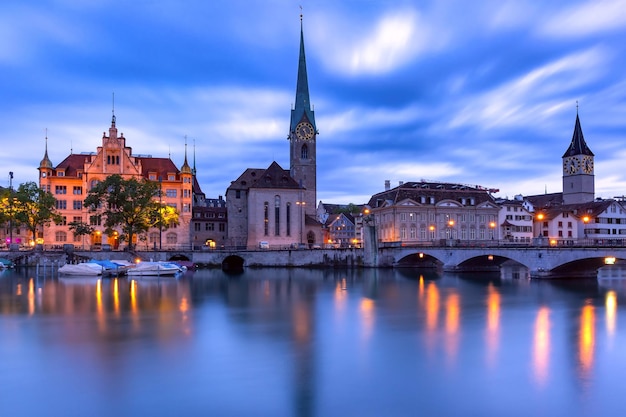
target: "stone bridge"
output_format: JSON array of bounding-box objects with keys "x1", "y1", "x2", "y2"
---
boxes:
[
  {"x1": 2, "y1": 242, "x2": 624, "y2": 278},
  {"x1": 374, "y1": 245, "x2": 626, "y2": 278}
]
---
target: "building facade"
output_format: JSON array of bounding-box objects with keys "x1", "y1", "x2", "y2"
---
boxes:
[
  {"x1": 38, "y1": 116, "x2": 193, "y2": 250},
  {"x1": 366, "y1": 181, "x2": 500, "y2": 245}
]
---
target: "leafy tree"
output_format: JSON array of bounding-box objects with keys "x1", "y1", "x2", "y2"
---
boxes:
[
  {"x1": 84, "y1": 175, "x2": 178, "y2": 250},
  {"x1": 7, "y1": 182, "x2": 62, "y2": 243},
  {"x1": 68, "y1": 220, "x2": 94, "y2": 250}
]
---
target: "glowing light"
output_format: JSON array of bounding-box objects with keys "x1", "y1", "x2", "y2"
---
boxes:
[
  {"x1": 606, "y1": 291, "x2": 617, "y2": 337},
  {"x1": 486, "y1": 284, "x2": 501, "y2": 367},
  {"x1": 604, "y1": 256, "x2": 616, "y2": 265},
  {"x1": 533, "y1": 306, "x2": 551, "y2": 386},
  {"x1": 578, "y1": 304, "x2": 595, "y2": 378}
]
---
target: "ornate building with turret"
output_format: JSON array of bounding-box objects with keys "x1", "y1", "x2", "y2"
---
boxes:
[{"x1": 38, "y1": 115, "x2": 193, "y2": 250}]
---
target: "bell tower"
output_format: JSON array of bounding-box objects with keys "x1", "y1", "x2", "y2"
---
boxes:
[
  {"x1": 289, "y1": 15, "x2": 317, "y2": 217},
  {"x1": 562, "y1": 112, "x2": 594, "y2": 204}
]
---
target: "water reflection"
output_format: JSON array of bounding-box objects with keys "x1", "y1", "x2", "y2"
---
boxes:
[
  {"x1": 533, "y1": 306, "x2": 551, "y2": 386},
  {"x1": 0, "y1": 268, "x2": 625, "y2": 416}
]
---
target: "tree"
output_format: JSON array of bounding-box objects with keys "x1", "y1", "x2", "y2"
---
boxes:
[
  {"x1": 84, "y1": 175, "x2": 178, "y2": 250},
  {"x1": 68, "y1": 220, "x2": 94, "y2": 250},
  {"x1": 7, "y1": 182, "x2": 62, "y2": 244}
]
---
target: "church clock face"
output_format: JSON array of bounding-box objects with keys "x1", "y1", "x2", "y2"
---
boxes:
[
  {"x1": 296, "y1": 122, "x2": 314, "y2": 141},
  {"x1": 581, "y1": 156, "x2": 594, "y2": 174},
  {"x1": 564, "y1": 157, "x2": 579, "y2": 174}
]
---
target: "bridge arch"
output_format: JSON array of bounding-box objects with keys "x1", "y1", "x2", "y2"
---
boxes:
[
  {"x1": 222, "y1": 255, "x2": 245, "y2": 273},
  {"x1": 397, "y1": 253, "x2": 443, "y2": 269}
]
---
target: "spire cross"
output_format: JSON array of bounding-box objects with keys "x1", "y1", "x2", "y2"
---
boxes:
[
  {"x1": 300, "y1": 5, "x2": 303, "y2": 20},
  {"x1": 576, "y1": 100, "x2": 579, "y2": 114}
]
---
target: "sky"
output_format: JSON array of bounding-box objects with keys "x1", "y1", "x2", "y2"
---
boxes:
[{"x1": 3, "y1": 0, "x2": 626, "y2": 205}]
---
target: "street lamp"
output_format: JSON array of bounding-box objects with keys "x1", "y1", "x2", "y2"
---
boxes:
[
  {"x1": 8, "y1": 172, "x2": 13, "y2": 248},
  {"x1": 159, "y1": 176, "x2": 162, "y2": 250}
]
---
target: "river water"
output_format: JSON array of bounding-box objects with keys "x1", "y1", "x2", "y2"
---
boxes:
[{"x1": 0, "y1": 266, "x2": 624, "y2": 417}]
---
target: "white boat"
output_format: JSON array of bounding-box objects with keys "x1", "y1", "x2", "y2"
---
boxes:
[
  {"x1": 126, "y1": 261, "x2": 185, "y2": 277},
  {"x1": 58, "y1": 262, "x2": 105, "y2": 276}
]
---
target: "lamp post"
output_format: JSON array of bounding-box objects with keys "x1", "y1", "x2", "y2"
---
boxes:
[
  {"x1": 8, "y1": 172, "x2": 13, "y2": 248},
  {"x1": 159, "y1": 176, "x2": 162, "y2": 250}
]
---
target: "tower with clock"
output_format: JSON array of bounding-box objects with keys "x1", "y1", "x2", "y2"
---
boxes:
[
  {"x1": 562, "y1": 113, "x2": 594, "y2": 204},
  {"x1": 289, "y1": 16, "x2": 317, "y2": 217}
]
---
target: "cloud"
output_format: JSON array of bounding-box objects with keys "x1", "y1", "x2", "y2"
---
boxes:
[
  {"x1": 316, "y1": 9, "x2": 443, "y2": 76},
  {"x1": 540, "y1": 0, "x2": 626, "y2": 37},
  {"x1": 447, "y1": 46, "x2": 610, "y2": 130}
]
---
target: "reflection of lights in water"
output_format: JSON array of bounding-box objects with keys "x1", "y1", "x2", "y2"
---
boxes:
[
  {"x1": 579, "y1": 303, "x2": 595, "y2": 378},
  {"x1": 96, "y1": 279, "x2": 105, "y2": 332},
  {"x1": 445, "y1": 293, "x2": 460, "y2": 363},
  {"x1": 360, "y1": 298, "x2": 375, "y2": 341},
  {"x1": 263, "y1": 280, "x2": 270, "y2": 299},
  {"x1": 486, "y1": 284, "x2": 500, "y2": 366},
  {"x1": 28, "y1": 278, "x2": 35, "y2": 316},
  {"x1": 130, "y1": 280, "x2": 138, "y2": 314},
  {"x1": 418, "y1": 275, "x2": 424, "y2": 300},
  {"x1": 113, "y1": 278, "x2": 120, "y2": 316},
  {"x1": 425, "y1": 283, "x2": 440, "y2": 331},
  {"x1": 533, "y1": 306, "x2": 551, "y2": 387},
  {"x1": 334, "y1": 280, "x2": 348, "y2": 314},
  {"x1": 16, "y1": 283, "x2": 22, "y2": 296},
  {"x1": 606, "y1": 291, "x2": 617, "y2": 338},
  {"x1": 294, "y1": 304, "x2": 310, "y2": 344},
  {"x1": 179, "y1": 296, "x2": 191, "y2": 336}
]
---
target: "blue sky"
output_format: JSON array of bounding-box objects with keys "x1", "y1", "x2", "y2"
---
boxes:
[{"x1": 3, "y1": 0, "x2": 626, "y2": 204}]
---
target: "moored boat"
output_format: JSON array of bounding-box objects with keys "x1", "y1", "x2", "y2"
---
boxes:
[
  {"x1": 126, "y1": 261, "x2": 185, "y2": 277},
  {"x1": 58, "y1": 262, "x2": 105, "y2": 276}
]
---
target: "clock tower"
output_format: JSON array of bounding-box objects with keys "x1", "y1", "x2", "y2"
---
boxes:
[
  {"x1": 289, "y1": 16, "x2": 317, "y2": 217},
  {"x1": 562, "y1": 113, "x2": 594, "y2": 204}
]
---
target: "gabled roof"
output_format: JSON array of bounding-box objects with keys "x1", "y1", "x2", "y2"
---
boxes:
[
  {"x1": 367, "y1": 181, "x2": 496, "y2": 208},
  {"x1": 252, "y1": 161, "x2": 301, "y2": 189},
  {"x1": 137, "y1": 157, "x2": 180, "y2": 180},
  {"x1": 525, "y1": 192, "x2": 563, "y2": 209},
  {"x1": 55, "y1": 154, "x2": 89, "y2": 177},
  {"x1": 562, "y1": 114, "x2": 594, "y2": 158},
  {"x1": 228, "y1": 162, "x2": 301, "y2": 191}
]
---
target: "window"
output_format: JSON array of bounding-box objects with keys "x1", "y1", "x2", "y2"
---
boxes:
[
  {"x1": 56, "y1": 200, "x2": 67, "y2": 210},
  {"x1": 286, "y1": 203, "x2": 291, "y2": 236},
  {"x1": 73, "y1": 186, "x2": 82, "y2": 195},
  {"x1": 60, "y1": 216, "x2": 67, "y2": 226},
  {"x1": 183, "y1": 189, "x2": 190, "y2": 198},
  {"x1": 168, "y1": 175, "x2": 175, "y2": 181},
  {"x1": 90, "y1": 215, "x2": 101, "y2": 226},
  {"x1": 207, "y1": 223, "x2": 215, "y2": 231},
  {"x1": 264, "y1": 202, "x2": 269, "y2": 236},
  {"x1": 301, "y1": 144, "x2": 308, "y2": 159},
  {"x1": 275, "y1": 196, "x2": 280, "y2": 236},
  {"x1": 73, "y1": 200, "x2": 82, "y2": 210},
  {"x1": 55, "y1": 231, "x2": 67, "y2": 242},
  {"x1": 55, "y1": 186, "x2": 67, "y2": 195},
  {"x1": 194, "y1": 223, "x2": 200, "y2": 232},
  {"x1": 236, "y1": 190, "x2": 241, "y2": 199},
  {"x1": 219, "y1": 223, "x2": 225, "y2": 232},
  {"x1": 166, "y1": 189, "x2": 177, "y2": 198},
  {"x1": 166, "y1": 232, "x2": 177, "y2": 244}
]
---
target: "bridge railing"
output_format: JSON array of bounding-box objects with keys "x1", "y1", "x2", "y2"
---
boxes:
[{"x1": 379, "y1": 237, "x2": 626, "y2": 249}]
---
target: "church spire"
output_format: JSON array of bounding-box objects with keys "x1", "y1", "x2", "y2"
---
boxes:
[
  {"x1": 39, "y1": 129, "x2": 53, "y2": 169},
  {"x1": 562, "y1": 112, "x2": 594, "y2": 158},
  {"x1": 290, "y1": 13, "x2": 315, "y2": 132},
  {"x1": 181, "y1": 136, "x2": 192, "y2": 174}
]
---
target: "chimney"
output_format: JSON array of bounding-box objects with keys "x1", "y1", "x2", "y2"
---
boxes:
[
  {"x1": 399, "y1": 181, "x2": 404, "y2": 186},
  {"x1": 385, "y1": 180, "x2": 390, "y2": 191}
]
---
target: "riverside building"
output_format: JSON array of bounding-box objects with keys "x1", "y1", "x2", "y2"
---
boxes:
[{"x1": 37, "y1": 116, "x2": 193, "y2": 250}]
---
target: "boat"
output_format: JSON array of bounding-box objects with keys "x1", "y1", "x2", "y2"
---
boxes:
[
  {"x1": 0, "y1": 258, "x2": 15, "y2": 269},
  {"x1": 58, "y1": 262, "x2": 105, "y2": 276},
  {"x1": 126, "y1": 261, "x2": 185, "y2": 277},
  {"x1": 90, "y1": 259, "x2": 132, "y2": 276}
]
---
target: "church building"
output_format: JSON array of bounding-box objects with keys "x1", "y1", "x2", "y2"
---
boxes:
[
  {"x1": 226, "y1": 17, "x2": 322, "y2": 249},
  {"x1": 38, "y1": 115, "x2": 193, "y2": 250}
]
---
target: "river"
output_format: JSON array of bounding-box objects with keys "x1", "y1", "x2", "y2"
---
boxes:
[{"x1": 0, "y1": 266, "x2": 624, "y2": 416}]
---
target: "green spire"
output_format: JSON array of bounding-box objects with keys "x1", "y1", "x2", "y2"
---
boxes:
[{"x1": 290, "y1": 17, "x2": 315, "y2": 132}]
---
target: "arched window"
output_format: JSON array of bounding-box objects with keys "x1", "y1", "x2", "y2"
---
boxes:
[
  {"x1": 301, "y1": 144, "x2": 308, "y2": 159},
  {"x1": 286, "y1": 203, "x2": 291, "y2": 236},
  {"x1": 274, "y1": 195, "x2": 281, "y2": 236},
  {"x1": 264, "y1": 202, "x2": 269, "y2": 236},
  {"x1": 55, "y1": 231, "x2": 67, "y2": 242}
]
